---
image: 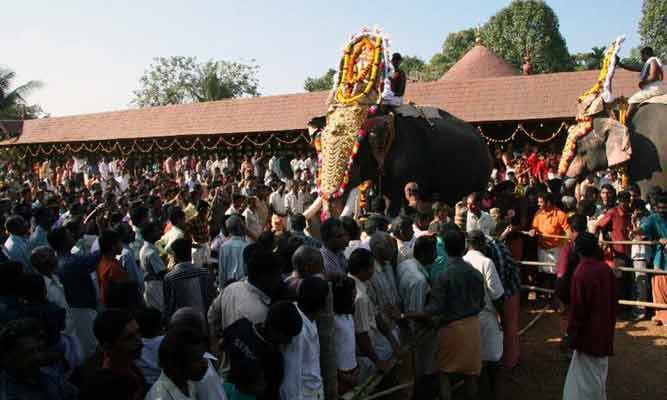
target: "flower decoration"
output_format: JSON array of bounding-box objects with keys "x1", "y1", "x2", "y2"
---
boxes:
[
  {"x1": 317, "y1": 28, "x2": 391, "y2": 202},
  {"x1": 558, "y1": 118, "x2": 593, "y2": 176}
]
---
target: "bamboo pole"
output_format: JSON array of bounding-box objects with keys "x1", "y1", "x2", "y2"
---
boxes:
[
  {"x1": 518, "y1": 261, "x2": 667, "y2": 276},
  {"x1": 521, "y1": 285, "x2": 667, "y2": 309},
  {"x1": 519, "y1": 231, "x2": 657, "y2": 245},
  {"x1": 617, "y1": 267, "x2": 667, "y2": 276},
  {"x1": 618, "y1": 300, "x2": 667, "y2": 310},
  {"x1": 521, "y1": 285, "x2": 555, "y2": 294},
  {"x1": 518, "y1": 306, "x2": 550, "y2": 336}
]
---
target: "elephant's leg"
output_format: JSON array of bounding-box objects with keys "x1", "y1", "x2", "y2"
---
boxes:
[{"x1": 386, "y1": 188, "x2": 404, "y2": 218}]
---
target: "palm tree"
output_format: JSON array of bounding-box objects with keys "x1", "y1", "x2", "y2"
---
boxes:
[
  {"x1": 0, "y1": 67, "x2": 43, "y2": 119},
  {"x1": 587, "y1": 46, "x2": 607, "y2": 70}
]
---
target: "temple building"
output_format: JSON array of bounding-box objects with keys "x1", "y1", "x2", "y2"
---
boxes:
[{"x1": 0, "y1": 42, "x2": 639, "y2": 160}]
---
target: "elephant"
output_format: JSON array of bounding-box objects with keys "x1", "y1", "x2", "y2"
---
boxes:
[
  {"x1": 563, "y1": 103, "x2": 667, "y2": 195},
  {"x1": 313, "y1": 106, "x2": 492, "y2": 217}
]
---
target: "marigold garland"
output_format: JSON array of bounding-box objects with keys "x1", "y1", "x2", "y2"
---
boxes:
[
  {"x1": 557, "y1": 119, "x2": 594, "y2": 175},
  {"x1": 335, "y1": 35, "x2": 384, "y2": 104}
]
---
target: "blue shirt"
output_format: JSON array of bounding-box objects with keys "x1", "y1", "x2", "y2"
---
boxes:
[
  {"x1": 56, "y1": 251, "x2": 101, "y2": 309},
  {"x1": 428, "y1": 236, "x2": 448, "y2": 283},
  {"x1": 218, "y1": 236, "x2": 249, "y2": 287},
  {"x1": 28, "y1": 226, "x2": 50, "y2": 251},
  {"x1": 121, "y1": 245, "x2": 145, "y2": 293},
  {"x1": 640, "y1": 213, "x2": 667, "y2": 270},
  {"x1": 4, "y1": 234, "x2": 32, "y2": 273},
  {"x1": 292, "y1": 230, "x2": 322, "y2": 249}
]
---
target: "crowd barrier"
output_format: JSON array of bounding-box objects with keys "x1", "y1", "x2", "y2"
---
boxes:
[
  {"x1": 344, "y1": 235, "x2": 665, "y2": 400},
  {"x1": 519, "y1": 261, "x2": 667, "y2": 309}
]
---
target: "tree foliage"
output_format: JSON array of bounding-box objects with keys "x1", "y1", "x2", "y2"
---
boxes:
[
  {"x1": 621, "y1": 47, "x2": 642, "y2": 68},
  {"x1": 428, "y1": 28, "x2": 477, "y2": 79},
  {"x1": 0, "y1": 67, "x2": 45, "y2": 119},
  {"x1": 639, "y1": 0, "x2": 667, "y2": 59},
  {"x1": 303, "y1": 69, "x2": 336, "y2": 92},
  {"x1": 481, "y1": 0, "x2": 573, "y2": 73},
  {"x1": 573, "y1": 46, "x2": 607, "y2": 71},
  {"x1": 399, "y1": 55, "x2": 427, "y2": 80},
  {"x1": 132, "y1": 56, "x2": 259, "y2": 107}
]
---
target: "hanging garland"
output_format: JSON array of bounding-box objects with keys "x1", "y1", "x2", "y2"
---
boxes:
[
  {"x1": 477, "y1": 121, "x2": 570, "y2": 144},
  {"x1": 1, "y1": 131, "x2": 310, "y2": 160}
]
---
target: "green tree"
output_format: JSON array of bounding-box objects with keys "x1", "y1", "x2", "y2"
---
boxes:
[
  {"x1": 621, "y1": 47, "x2": 642, "y2": 68},
  {"x1": 428, "y1": 28, "x2": 477, "y2": 79},
  {"x1": 573, "y1": 46, "x2": 607, "y2": 71},
  {"x1": 482, "y1": 0, "x2": 573, "y2": 73},
  {"x1": 639, "y1": 0, "x2": 667, "y2": 58},
  {"x1": 192, "y1": 61, "x2": 260, "y2": 101},
  {"x1": 132, "y1": 56, "x2": 259, "y2": 107},
  {"x1": 304, "y1": 69, "x2": 336, "y2": 92},
  {"x1": 0, "y1": 67, "x2": 45, "y2": 119},
  {"x1": 400, "y1": 55, "x2": 427, "y2": 80}
]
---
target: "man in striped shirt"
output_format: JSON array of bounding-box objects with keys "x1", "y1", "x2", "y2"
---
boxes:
[{"x1": 163, "y1": 238, "x2": 215, "y2": 321}]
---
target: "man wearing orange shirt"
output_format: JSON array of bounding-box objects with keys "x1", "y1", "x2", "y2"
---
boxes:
[
  {"x1": 97, "y1": 229, "x2": 127, "y2": 305},
  {"x1": 529, "y1": 192, "x2": 571, "y2": 274}
]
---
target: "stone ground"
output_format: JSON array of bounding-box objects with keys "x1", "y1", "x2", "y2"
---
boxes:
[{"x1": 501, "y1": 298, "x2": 667, "y2": 400}]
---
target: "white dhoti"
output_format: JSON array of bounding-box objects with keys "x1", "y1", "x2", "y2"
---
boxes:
[
  {"x1": 628, "y1": 81, "x2": 665, "y2": 104},
  {"x1": 538, "y1": 247, "x2": 561, "y2": 274},
  {"x1": 479, "y1": 310, "x2": 504, "y2": 363},
  {"x1": 144, "y1": 281, "x2": 164, "y2": 313},
  {"x1": 382, "y1": 93, "x2": 404, "y2": 106},
  {"x1": 563, "y1": 350, "x2": 608, "y2": 400},
  {"x1": 70, "y1": 307, "x2": 98, "y2": 359}
]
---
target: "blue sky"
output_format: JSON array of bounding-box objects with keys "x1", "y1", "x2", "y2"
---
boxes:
[{"x1": 2, "y1": 0, "x2": 642, "y2": 117}]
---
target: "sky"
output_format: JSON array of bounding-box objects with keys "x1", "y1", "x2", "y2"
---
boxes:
[{"x1": 2, "y1": 0, "x2": 643, "y2": 117}]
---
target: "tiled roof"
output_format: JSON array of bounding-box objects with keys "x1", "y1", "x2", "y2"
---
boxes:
[
  {"x1": 440, "y1": 45, "x2": 520, "y2": 81},
  {"x1": 0, "y1": 68, "x2": 640, "y2": 146}
]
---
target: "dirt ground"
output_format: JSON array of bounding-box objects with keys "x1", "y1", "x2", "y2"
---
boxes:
[{"x1": 503, "y1": 299, "x2": 667, "y2": 400}]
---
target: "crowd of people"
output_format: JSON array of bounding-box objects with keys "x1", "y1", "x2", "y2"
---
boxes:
[{"x1": 0, "y1": 143, "x2": 665, "y2": 400}]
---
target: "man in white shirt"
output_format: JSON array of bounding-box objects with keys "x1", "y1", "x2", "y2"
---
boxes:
[
  {"x1": 284, "y1": 181, "x2": 305, "y2": 216},
  {"x1": 463, "y1": 230, "x2": 505, "y2": 397},
  {"x1": 31, "y1": 246, "x2": 83, "y2": 370},
  {"x1": 242, "y1": 196, "x2": 263, "y2": 242},
  {"x1": 269, "y1": 182, "x2": 288, "y2": 216},
  {"x1": 280, "y1": 277, "x2": 329, "y2": 400},
  {"x1": 225, "y1": 194, "x2": 246, "y2": 216},
  {"x1": 145, "y1": 326, "x2": 209, "y2": 400},
  {"x1": 396, "y1": 236, "x2": 438, "y2": 387},
  {"x1": 466, "y1": 193, "x2": 496, "y2": 236},
  {"x1": 391, "y1": 215, "x2": 416, "y2": 264}
]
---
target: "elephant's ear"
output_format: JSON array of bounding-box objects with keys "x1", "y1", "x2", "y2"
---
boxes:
[{"x1": 596, "y1": 118, "x2": 632, "y2": 168}]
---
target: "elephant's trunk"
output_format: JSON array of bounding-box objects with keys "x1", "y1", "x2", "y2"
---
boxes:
[{"x1": 318, "y1": 105, "x2": 368, "y2": 200}]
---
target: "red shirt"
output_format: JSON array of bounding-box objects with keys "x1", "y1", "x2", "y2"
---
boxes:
[
  {"x1": 568, "y1": 257, "x2": 617, "y2": 357},
  {"x1": 98, "y1": 256, "x2": 128, "y2": 305},
  {"x1": 596, "y1": 206, "x2": 631, "y2": 256}
]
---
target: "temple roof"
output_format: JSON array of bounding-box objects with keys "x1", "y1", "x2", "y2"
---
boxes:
[
  {"x1": 0, "y1": 69, "x2": 640, "y2": 146},
  {"x1": 440, "y1": 44, "x2": 520, "y2": 81}
]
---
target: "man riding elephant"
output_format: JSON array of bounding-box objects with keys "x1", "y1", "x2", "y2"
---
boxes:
[{"x1": 618, "y1": 46, "x2": 665, "y2": 120}]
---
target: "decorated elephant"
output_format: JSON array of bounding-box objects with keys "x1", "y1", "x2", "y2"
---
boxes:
[
  {"x1": 561, "y1": 103, "x2": 666, "y2": 194},
  {"x1": 559, "y1": 37, "x2": 666, "y2": 194},
  {"x1": 310, "y1": 28, "x2": 491, "y2": 218},
  {"x1": 312, "y1": 106, "x2": 492, "y2": 217}
]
